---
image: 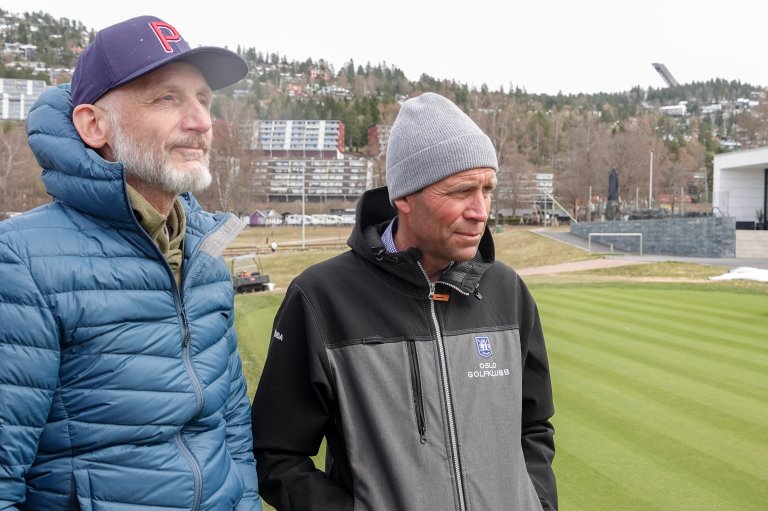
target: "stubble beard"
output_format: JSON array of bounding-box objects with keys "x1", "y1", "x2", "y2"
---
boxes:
[{"x1": 109, "y1": 112, "x2": 213, "y2": 195}]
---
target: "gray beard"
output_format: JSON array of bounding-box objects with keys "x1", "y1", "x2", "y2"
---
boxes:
[{"x1": 109, "y1": 113, "x2": 212, "y2": 195}]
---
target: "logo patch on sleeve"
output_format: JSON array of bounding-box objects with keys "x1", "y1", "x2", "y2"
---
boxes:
[{"x1": 475, "y1": 336, "x2": 492, "y2": 358}]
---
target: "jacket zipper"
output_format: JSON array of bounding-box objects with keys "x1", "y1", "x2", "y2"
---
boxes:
[
  {"x1": 421, "y1": 264, "x2": 467, "y2": 511},
  {"x1": 175, "y1": 433, "x2": 203, "y2": 510},
  {"x1": 126, "y1": 203, "x2": 233, "y2": 511},
  {"x1": 407, "y1": 340, "x2": 427, "y2": 443},
  {"x1": 172, "y1": 275, "x2": 204, "y2": 511},
  {"x1": 169, "y1": 215, "x2": 241, "y2": 510},
  {"x1": 180, "y1": 301, "x2": 204, "y2": 415}
]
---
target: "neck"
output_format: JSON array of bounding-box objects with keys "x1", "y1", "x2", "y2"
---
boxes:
[
  {"x1": 393, "y1": 227, "x2": 446, "y2": 283},
  {"x1": 126, "y1": 175, "x2": 176, "y2": 217},
  {"x1": 424, "y1": 266, "x2": 443, "y2": 283}
]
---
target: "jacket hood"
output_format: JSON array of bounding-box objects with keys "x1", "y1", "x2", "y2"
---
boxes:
[
  {"x1": 348, "y1": 186, "x2": 495, "y2": 294},
  {"x1": 26, "y1": 84, "x2": 136, "y2": 227}
]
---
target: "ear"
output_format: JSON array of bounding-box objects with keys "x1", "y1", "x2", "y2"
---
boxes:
[
  {"x1": 72, "y1": 104, "x2": 111, "y2": 151},
  {"x1": 393, "y1": 196, "x2": 411, "y2": 215}
]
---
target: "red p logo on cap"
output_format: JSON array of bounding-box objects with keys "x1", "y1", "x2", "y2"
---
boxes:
[{"x1": 149, "y1": 21, "x2": 182, "y2": 53}]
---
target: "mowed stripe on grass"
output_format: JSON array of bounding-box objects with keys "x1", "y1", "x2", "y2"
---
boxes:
[{"x1": 532, "y1": 284, "x2": 768, "y2": 511}]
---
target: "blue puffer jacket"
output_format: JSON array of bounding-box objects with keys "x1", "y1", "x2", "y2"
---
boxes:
[{"x1": 0, "y1": 85, "x2": 261, "y2": 510}]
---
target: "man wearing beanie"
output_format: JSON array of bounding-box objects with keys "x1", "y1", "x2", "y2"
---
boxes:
[
  {"x1": 252, "y1": 92, "x2": 557, "y2": 510},
  {"x1": 0, "y1": 16, "x2": 261, "y2": 509}
]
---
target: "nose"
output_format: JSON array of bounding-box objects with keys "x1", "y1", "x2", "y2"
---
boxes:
[
  {"x1": 182, "y1": 100, "x2": 212, "y2": 134},
  {"x1": 465, "y1": 189, "x2": 490, "y2": 223}
]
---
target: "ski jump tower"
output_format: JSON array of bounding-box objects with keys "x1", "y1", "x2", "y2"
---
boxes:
[{"x1": 652, "y1": 63, "x2": 680, "y2": 87}]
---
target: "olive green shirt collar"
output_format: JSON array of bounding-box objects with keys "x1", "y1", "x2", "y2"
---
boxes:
[{"x1": 126, "y1": 185, "x2": 186, "y2": 287}]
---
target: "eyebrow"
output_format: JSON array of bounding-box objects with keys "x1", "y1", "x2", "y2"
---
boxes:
[{"x1": 140, "y1": 72, "x2": 212, "y2": 95}]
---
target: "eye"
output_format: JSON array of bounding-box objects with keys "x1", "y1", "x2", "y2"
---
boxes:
[{"x1": 451, "y1": 188, "x2": 472, "y2": 198}]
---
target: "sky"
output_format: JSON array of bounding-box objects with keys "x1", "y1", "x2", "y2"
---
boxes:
[{"x1": 2, "y1": 0, "x2": 767, "y2": 95}]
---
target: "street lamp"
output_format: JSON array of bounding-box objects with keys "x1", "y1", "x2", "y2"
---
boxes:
[
  {"x1": 301, "y1": 165, "x2": 306, "y2": 249},
  {"x1": 649, "y1": 149, "x2": 654, "y2": 209}
]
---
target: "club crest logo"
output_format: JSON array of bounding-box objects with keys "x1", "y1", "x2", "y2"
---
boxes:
[{"x1": 475, "y1": 336, "x2": 492, "y2": 358}]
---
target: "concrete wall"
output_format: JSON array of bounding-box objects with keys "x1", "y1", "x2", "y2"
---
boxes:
[
  {"x1": 736, "y1": 230, "x2": 768, "y2": 258},
  {"x1": 571, "y1": 217, "x2": 736, "y2": 257}
]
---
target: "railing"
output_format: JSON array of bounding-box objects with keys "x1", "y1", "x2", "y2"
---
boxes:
[
  {"x1": 224, "y1": 240, "x2": 348, "y2": 258},
  {"x1": 544, "y1": 192, "x2": 578, "y2": 224}
]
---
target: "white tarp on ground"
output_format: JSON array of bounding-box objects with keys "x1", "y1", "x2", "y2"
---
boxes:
[{"x1": 709, "y1": 267, "x2": 768, "y2": 283}]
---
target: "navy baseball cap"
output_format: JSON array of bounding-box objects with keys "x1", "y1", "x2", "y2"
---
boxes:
[{"x1": 71, "y1": 15, "x2": 248, "y2": 107}]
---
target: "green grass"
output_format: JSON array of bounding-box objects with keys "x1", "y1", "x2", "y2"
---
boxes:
[
  {"x1": 254, "y1": 249, "x2": 345, "y2": 290},
  {"x1": 533, "y1": 283, "x2": 768, "y2": 510},
  {"x1": 234, "y1": 230, "x2": 768, "y2": 510},
  {"x1": 234, "y1": 292, "x2": 285, "y2": 387},
  {"x1": 493, "y1": 227, "x2": 599, "y2": 268}
]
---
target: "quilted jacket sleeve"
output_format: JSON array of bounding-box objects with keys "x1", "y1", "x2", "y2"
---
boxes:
[
  {"x1": 0, "y1": 240, "x2": 60, "y2": 510},
  {"x1": 223, "y1": 320, "x2": 262, "y2": 510}
]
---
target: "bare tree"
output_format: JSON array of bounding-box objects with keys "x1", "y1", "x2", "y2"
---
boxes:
[
  {"x1": 557, "y1": 112, "x2": 607, "y2": 214},
  {"x1": 733, "y1": 102, "x2": 768, "y2": 148},
  {"x1": 471, "y1": 92, "x2": 526, "y2": 221},
  {"x1": 603, "y1": 117, "x2": 660, "y2": 210},
  {"x1": 0, "y1": 121, "x2": 40, "y2": 214},
  {"x1": 197, "y1": 98, "x2": 260, "y2": 216}
]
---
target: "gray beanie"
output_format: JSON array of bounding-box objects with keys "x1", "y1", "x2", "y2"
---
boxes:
[{"x1": 386, "y1": 92, "x2": 498, "y2": 203}]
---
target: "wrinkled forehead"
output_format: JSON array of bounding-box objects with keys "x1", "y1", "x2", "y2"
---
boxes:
[
  {"x1": 126, "y1": 62, "x2": 211, "y2": 93},
  {"x1": 99, "y1": 62, "x2": 211, "y2": 104},
  {"x1": 439, "y1": 167, "x2": 497, "y2": 187}
]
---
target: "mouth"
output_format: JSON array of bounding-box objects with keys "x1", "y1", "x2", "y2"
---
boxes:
[
  {"x1": 455, "y1": 231, "x2": 484, "y2": 240},
  {"x1": 170, "y1": 144, "x2": 209, "y2": 161},
  {"x1": 175, "y1": 146, "x2": 205, "y2": 153},
  {"x1": 172, "y1": 149, "x2": 205, "y2": 163},
  {"x1": 168, "y1": 137, "x2": 210, "y2": 156}
]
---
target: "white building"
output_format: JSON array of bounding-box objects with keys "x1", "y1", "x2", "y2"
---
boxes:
[
  {"x1": 250, "y1": 119, "x2": 345, "y2": 159},
  {"x1": 252, "y1": 157, "x2": 374, "y2": 202},
  {"x1": 0, "y1": 78, "x2": 48, "y2": 120},
  {"x1": 660, "y1": 102, "x2": 687, "y2": 117},
  {"x1": 713, "y1": 146, "x2": 768, "y2": 228}
]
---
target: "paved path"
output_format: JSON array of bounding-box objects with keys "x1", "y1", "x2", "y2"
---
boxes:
[{"x1": 517, "y1": 258, "x2": 647, "y2": 276}]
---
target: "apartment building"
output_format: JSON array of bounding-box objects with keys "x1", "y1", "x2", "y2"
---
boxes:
[
  {"x1": 367, "y1": 123, "x2": 392, "y2": 157},
  {"x1": 0, "y1": 78, "x2": 48, "y2": 120},
  {"x1": 251, "y1": 157, "x2": 373, "y2": 202},
  {"x1": 250, "y1": 119, "x2": 345, "y2": 159}
]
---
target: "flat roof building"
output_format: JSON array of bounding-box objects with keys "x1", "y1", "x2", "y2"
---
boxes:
[
  {"x1": 367, "y1": 124, "x2": 392, "y2": 157},
  {"x1": 250, "y1": 119, "x2": 345, "y2": 159},
  {"x1": 713, "y1": 146, "x2": 768, "y2": 228},
  {"x1": 0, "y1": 78, "x2": 48, "y2": 120},
  {"x1": 251, "y1": 157, "x2": 373, "y2": 202}
]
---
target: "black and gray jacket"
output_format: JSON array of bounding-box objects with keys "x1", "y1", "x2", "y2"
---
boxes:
[{"x1": 252, "y1": 187, "x2": 557, "y2": 511}]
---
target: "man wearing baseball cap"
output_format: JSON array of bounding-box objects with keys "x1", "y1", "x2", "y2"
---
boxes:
[{"x1": 0, "y1": 16, "x2": 261, "y2": 510}]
